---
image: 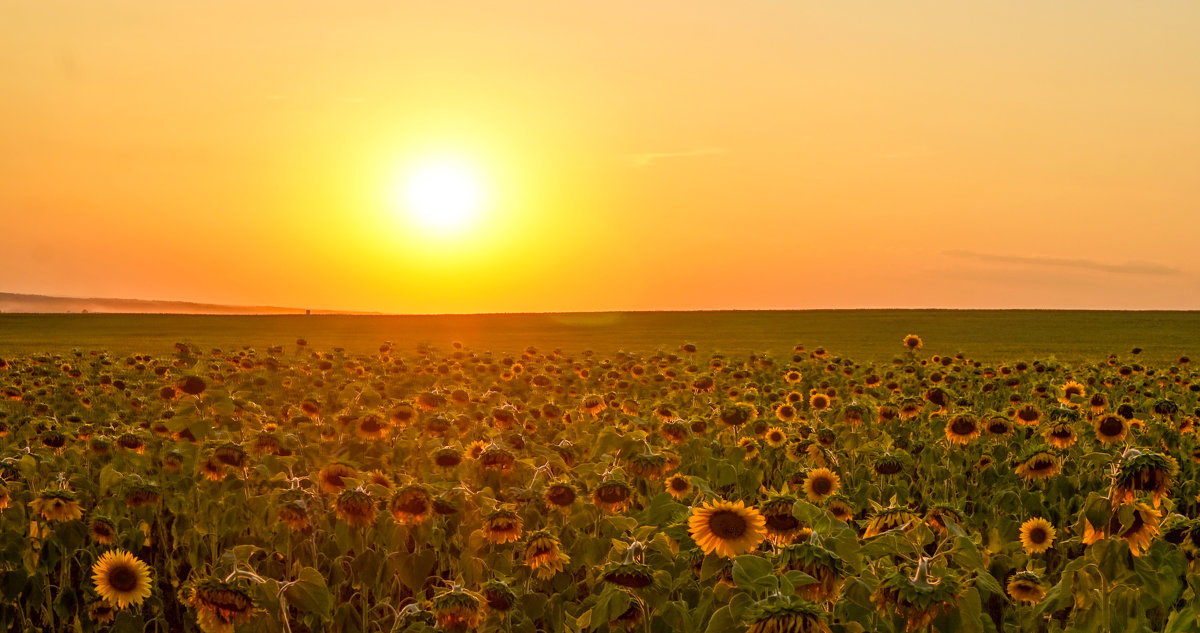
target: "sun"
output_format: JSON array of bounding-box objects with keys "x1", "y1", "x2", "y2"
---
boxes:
[{"x1": 398, "y1": 158, "x2": 487, "y2": 234}]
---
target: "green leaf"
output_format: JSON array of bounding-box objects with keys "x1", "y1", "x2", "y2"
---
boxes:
[{"x1": 284, "y1": 567, "x2": 333, "y2": 620}]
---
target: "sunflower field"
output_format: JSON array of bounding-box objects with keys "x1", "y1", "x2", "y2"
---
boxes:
[{"x1": 1, "y1": 336, "x2": 1198, "y2": 633}]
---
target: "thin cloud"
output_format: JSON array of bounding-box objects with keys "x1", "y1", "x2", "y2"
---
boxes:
[
  {"x1": 630, "y1": 146, "x2": 724, "y2": 168},
  {"x1": 944, "y1": 250, "x2": 1181, "y2": 276}
]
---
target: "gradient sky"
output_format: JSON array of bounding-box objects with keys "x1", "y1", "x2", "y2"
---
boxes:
[{"x1": 3, "y1": 1, "x2": 1199, "y2": 313}]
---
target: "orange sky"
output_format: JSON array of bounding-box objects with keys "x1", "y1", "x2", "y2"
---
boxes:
[{"x1": 3, "y1": 1, "x2": 1199, "y2": 312}]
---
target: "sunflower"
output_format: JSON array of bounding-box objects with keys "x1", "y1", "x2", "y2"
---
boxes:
[
  {"x1": 334, "y1": 489, "x2": 376, "y2": 528},
  {"x1": 897, "y1": 398, "x2": 924, "y2": 420},
  {"x1": 1014, "y1": 448, "x2": 1060, "y2": 480},
  {"x1": 581, "y1": 394, "x2": 607, "y2": 415},
  {"x1": 89, "y1": 601, "x2": 117, "y2": 625},
  {"x1": 482, "y1": 580, "x2": 517, "y2": 611},
  {"x1": 764, "y1": 426, "x2": 788, "y2": 448},
  {"x1": 593, "y1": 479, "x2": 634, "y2": 513},
  {"x1": 864, "y1": 506, "x2": 918, "y2": 538},
  {"x1": 318, "y1": 462, "x2": 358, "y2": 494},
  {"x1": 873, "y1": 453, "x2": 906, "y2": 476},
  {"x1": 808, "y1": 393, "x2": 831, "y2": 411},
  {"x1": 627, "y1": 451, "x2": 672, "y2": 479},
  {"x1": 0, "y1": 484, "x2": 9, "y2": 511},
  {"x1": 1006, "y1": 571, "x2": 1046, "y2": 605},
  {"x1": 872, "y1": 561, "x2": 960, "y2": 633},
  {"x1": 432, "y1": 585, "x2": 485, "y2": 632},
  {"x1": 924, "y1": 504, "x2": 964, "y2": 535},
  {"x1": 739, "y1": 437, "x2": 760, "y2": 460},
  {"x1": 524, "y1": 529, "x2": 570, "y2": 580},
  {"x1": 602, "y1": 561, "x2": 656, "y2": 589},
  {"x1": 760, "y1": 493, "x2": 808, "y2": 545},
  {"x1": 745, "y1": 595, "x2": 831, "y2": 633},
  {"x1": 902, "y1": 334, "x2": 923, "y2": 351},
  {"x1": 1116, "y1": 502, "x2": 1161, "y2": 557},
  {"x1": 30, "y1": 489, "x2": 84, "y2": 522},
  {"x1": 1059, "y1": 380, "x2": 1087, "y2": 403},
  {"x1": 465, "y1": 439, "x2": 489, "y2": 460},
  {"x1": 826, "y1": 496, "x2": 855, "y2": 523},
  {"x1": 1043, "y1": 422, "x2": 1078, "y2": 449},
  {"x1": 688, "y1": 499, "x2": 766, "y2": 558},
  {"x1": 277, "y1": 501, "x2": 309, "y2": 531},
  {"x1": 355, "y1": 412, "x2": 390, "y2": 440},
  {"x1": 1094, "y1": 414, "x2": 1129, "y2": 444},
  {"x1": 1111, "y1": 449, "x2": 1176, "y2": 508},
  {"x1": 664, "y1": 474, "x2": 694, "y2": 501},
  {"x1": 720, "y1": 403, "x2": 757, "y2": 427},
  {"x1": 89, "y1": 516, "x2": 117, "y2": 545},
  {"x1": 944, "y1": 414, "x2": 980, "y2": 445},
  {"x1": 479, "y1": 444, "x2": 515, "y2": 472},
  {"x1": 389, "y1": 486, "x2": 434, "y2": 525},
  {"x1": 802, "y1": 468, "x2": 840, "y2": 504},
  {"x1": 482, "y1": 508, "x2": 523, "y2": 544},
  {"x1": 1018, "y1": 517, "x2": 1055, "y2": 554},
  {"x1": 92, "y1": 549, "x2": 153, "y2": 609},
  {"x1": 1088, "y1": 392, "x2": 1110, "y2": 414},
  {"x1": 184, "y1": 578, "x2": 255, "y2": 633}
]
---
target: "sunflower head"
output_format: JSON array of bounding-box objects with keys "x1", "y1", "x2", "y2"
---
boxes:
[
  {"x1": 431, "y1": 585, "x2": 485, "y2": 632},
  {"x1": 872, "y1": 560, "x2": 961, "y2": 633},
  {"x1": 1014, "y1": 446, "x2": 1061, "y2": 480},
  {"x1": 184, "y1": 578, "x2": 256, "y2": 632},
  {"x1": 1019, "y1": 517, "x2": 1056, "y2": 554},
  {"x1": 30, "y1": 489, "x2": 84, "y2": 522},
  {"x1": 802, "y1": 468, "x2": 841, "y2": 504},
  {"x1": 688, "y1": 499, "x2": 767, "y2": 558},
  {"x1": 1006, "y1": 571, "x2": 1046, "y2": 605},
  {"x1": 91, "y1": 549, "x2": 153, "y2": 610},
  {"x1": 944, "y1": 414, "x2": 980, "y2": 445},
  {"x1": 1094, "y1": 414, "x2": 1130, "y2": 444},
  {"x1": 1043, "y1": 422, "x2": 1078, "y2": 449},
  {"x1": 335, "y1": 489, "x2": 376, "y2": 528},
  {"x1": 745, "y1": 594, "x2": 831, "y2": 633},
  {"x1": 902, "y1": 335, "x2": 923, "y2": 351},
  {"x1": 389, "y1": 485, "x2": 434, "y2": 525},
  {"x1": 481, "y1": 580, "x2": 517, "y2": 612},
  {"x1": 593, "y1": 479, "x2": 635, "y2": 513},
  {"x1": 602, "y1": 561, "x2": 657, "y2": 589},
  {"x1": 1111, "y1": 449, "x2": 1176, "y2": 508},
  {"x1": 776, "y1": 541, "x2": 846, "y2": 603},
  {"x1": 863, "y1": 505, "x2": 918, "y2": 538},
  {"x1": 482, "y1": 508, "x2": 523, "y2": 544},
  {"x1": 664, "y1": 474, "x2": 695, "y2": 501}
]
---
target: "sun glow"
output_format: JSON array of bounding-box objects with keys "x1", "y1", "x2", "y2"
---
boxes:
[{"x1": 398, "y1": 159, "x2": 487, "y2": 234}]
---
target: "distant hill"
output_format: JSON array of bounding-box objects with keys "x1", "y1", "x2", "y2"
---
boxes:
[{"x1": 0, "y1": 292, "x2": 372, "y2": 315}]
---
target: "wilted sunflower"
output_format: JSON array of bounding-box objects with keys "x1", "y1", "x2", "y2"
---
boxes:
[
  {"x1": 1111, "y1": 449, "x2": 1176, "y2": 508},
  {"x1": 479, "y1": 444, "x2": 515, "y2": 472},
  {"x1": 873, "y1": 453, "x2": 906, "y2": 476},
  {"x1": 1094, "y1": 414, "x2": 1129, "y2": 444},
  {"x1": 277, "y1": 501, "x2": 309, "y2": 531},
  {"x1": 944, "y1": 414, "x2": 980, "y2": 445},
  {"x1": 777, "y1": 541, "x2": 846, "y2": 603},
  {"x1": 481, "y1": 580, "x2": 517, "y2": 612},
  {"x1": 761, "y1": 493, "x2": 808, "y2": 544},
  {"x1": 897, "y1": 398, "x2": 924, "y2": 420},
  {"x1": 863, "y1": 505, "x2": 918, "y2": 538},
  {"x1": 89, "y1": 516, "x2": 117, "y2": 545},
  {"x1": 664, "y1": 474, "x2": 695, "y2": 501},
  {"x1": 184, "y1": 578, "x2": 255, "y2": 633},
  {"x1": 1014, "y1": 448, "x2": 1060, "y2": 480},
  {"x1": 627, "y1": 450, "x2": 672, "y2": 479},
  {"x1": 1043, "y1": 422, "x2": 1078, "y2": 449},
  {"x1": 389, "y1": 485, "x2": 433, "y2": 525},
  {"x1": 88, "y1": 601, "x2": 117, "y2": 625},
  {"x1": 745, "y1": 595, "x2": 831, "y2": 633},
  {"x1": 602, "y1": 560, "x2": 656, "y2": 589},
  {"x1": 803, "y1": 468, "x2": 840, "y2": 504},
  {"x1": 1006, "y1": 571, "x2": 1046, "y2": 605},
  {"x1": 688, "y1": 499, "x2": 766, "y2": 558},
  {"x1": 924, "y1": 504, "x2": 964, "y2": 535},
  {"x1": 524, "y1": 529, "x2": 570, "y2": 579},
  {"x1": 92, "y1": 549, "x2": 153, "y2": 609},
  {"x1": 1116, "y1": 502, "x2": 1161, "y2": 557},
  {"x1": 334, "y1": 489, "x2": 376, "y2": 528},
  {"x1": 482, "y1": 508, "x2": 523, "y2": 544},
  {"x1": 317, "y1": 462, "x2": 357, "y2": 494},
  {"x1": 30, "y1": 489, "x2": 84, "y2": 522},
  {"x1": 873, "y1": 560, "x2": 960, "y2": 633},
  {"x1": 432, "y1": 585, "x2": 485, "y2": 633},
  {"x1": 720, "y1": 403, "x2": 757, "y2": 427},
  {"x1": 593, "y1": 479, "x2": 634, "y2": 513},
  {"x1": 1019, "y1": 517, "x2": 1056, "y2": 554},
  {"x1": 1013, "y1": 404, "x2": 1042, "y2": 426},
  {"x1": 544, "y1": 482, "x2": 577, "y2": 512},
  {"x1": 826, "y1": 496, "x2": 855, "y2": 523}
]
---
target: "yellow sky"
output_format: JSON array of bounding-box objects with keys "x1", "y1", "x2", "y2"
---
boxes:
[{"x1": 3, "y1": 1, "x2": 1199, "y2": 312}]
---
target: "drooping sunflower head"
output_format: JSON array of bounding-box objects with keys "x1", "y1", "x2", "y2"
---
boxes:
[
  {"x1": 944, "y1": 414, "x2": 980, "y2": 446},
  {"x1": 334, "y1": 489, "x2": 376, "y2": 528},
  {"x1": 1013, "y1": 404, "x2": 1042, "y2": 426},
  {"x1": 924, "y1": 504, "x2": 965, "y2": 535},
  {"x1": 776, "y1": 541, "x2": 846, "y2": 603},
  {"x1": 1018, "y1": 517, "x2": 1056, "y2": 554},
  {"x1": 873, "y1": 452, "x2": 907, "y2": 476},
  {"x1": 389, "y1": 485, "x2": 434, "y2": 526},
  {"x1": 30, "y1": 489, "x2": 84, "y2": 522},
  {"x1": 826, "y1": 496, "x2": 855, "y2": 523},
  {"x1": 544, "y1": 481, "x2": 578, "y2": 511},
  {"x1": 984, "y1": 415, "x2": 1013, "y2": 438},
  {"x1": 1114, "y1": 502, "x2": 1162, "y2": 557},
  {"x1": 863, "y1": 505, "x2": 918, "y2": 538},
  {"x1": 184, "y1": 578, "x2": 256, "y2": 633},
  {"x1": 91, "y1": 549, "x2": 153, "y2": 610},
  {"x1": 1043, "y1": 422, "x2": 1078, "y2": 449},
  {"x1": 872, "y1": 561, "x2": 961, "y2": 633},
  {"x1": 627, "y1": 450, "x2": 672, "y2": 479},
  {"x1": 317, "y1": 462, "x2": 358, "y2": 495},
  {"x1": 1094, "y1": 414, "x2": 1130, "y2": 445},
  {"x1": 593, "y1": 479, "x2": 634, "y2": 513},
  {"x1": 482, "y1": 508, "x2": 523, "y2": 544},
  {"x1": 760, "y1": 493, "x2": 808, "y2": 544},
  {"x1": 277, "y1": 501, "x2": 309, "y2": 531},
  {"x1": 745, "y1": 594, "x2": 831, "y2": 633},
  {"x1": 524, "y1": 529, "x2": 570, "y2": 579},
  {"x1": 88, "y1": 516, "x2": 117, "y2": 545},
  {"x1": 481, "y1": 580, "x2": 517, "y2": 612},
  {"x1": 602, "y1": 561, "x2": 657, "y2": 589},
  {"x1": 1111, "y1": 449, "x2": 1176, "y2": 508},
  {"x1": 802, "y1": 468, "x2": 841, "y2": 504},
  {"x1": 688, "y1": 499, "x2": 767, "y2": 559},
  {"x1": 1006, "y1": 571, "x2": 1046, "y2": 605},
  {"x1": 1014, "y1": 447, "x2": 1061, "y2": 480},
  {"x1": 431, "y1": 585, "x2": 485, "y2": 632}
]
